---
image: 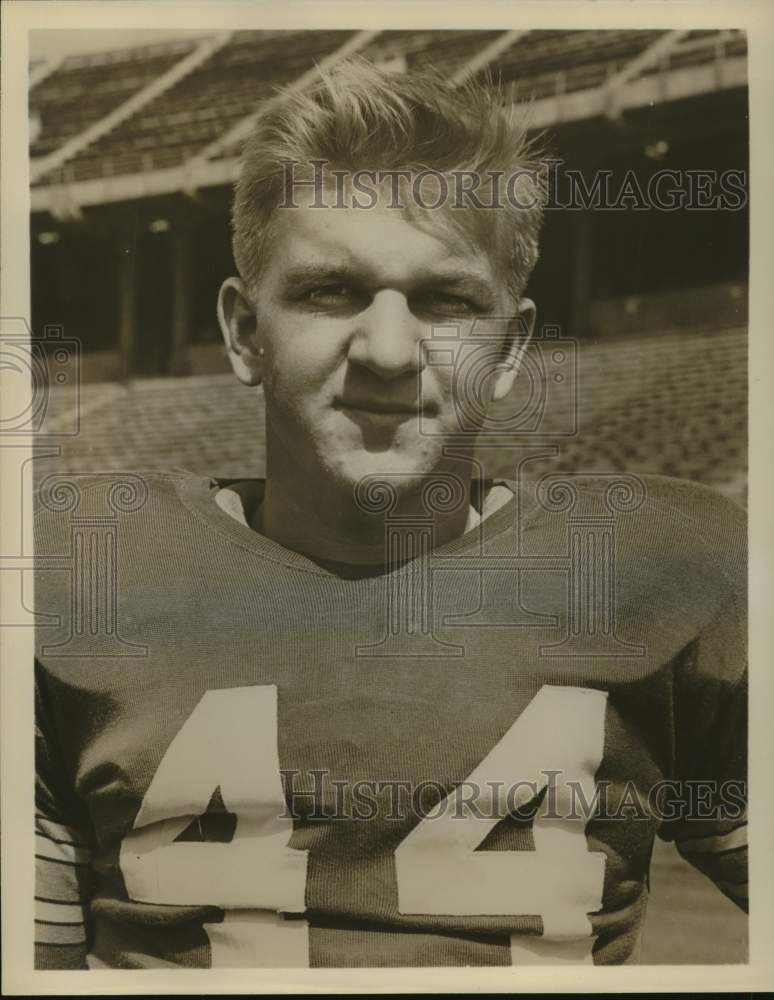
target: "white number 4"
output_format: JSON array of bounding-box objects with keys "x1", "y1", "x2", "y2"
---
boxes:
[
  {"x1": 396, "y1": 684, "x2": 607, "y2": 964},
  {"x1": 120, "y1": 684, "x2": 607, "y2": 966}
]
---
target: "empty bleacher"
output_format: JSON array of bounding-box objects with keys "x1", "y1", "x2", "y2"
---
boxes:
[
  {"x1": 30, "y1": 29, "x2": 748, "y2": 185},
  {"x1": 486, "y1": 29, "x2": 666, "y2": 99},
  {"x1": 38, "y1": 31, "x2": 354, "y2": 185},
  {"x1": 645, "y1": 29, "x2": 747, "y2": 73},
  {"x1": 461, "y1": 27, "x2": 743, "y2": 104},
  {"x1": 362, "y1": 29, "x2": 503, "y2": 74},
  {"x1": 29, "y1": 38, "x2": 200, "y2": 162},
  {"x1": 491, "y1": 325, "x2": 747, "y2": 504},
  {"x1": 212, "y1": 30, "x2": 506, "y2": 162}
]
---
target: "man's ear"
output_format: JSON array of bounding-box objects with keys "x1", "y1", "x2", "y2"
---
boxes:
[
  {"x1": 217, "y1": 277, "x2": 264, "y2": 386},
  {"x1": 490, "y1": 298, "x2": 536, "y2": 402}
]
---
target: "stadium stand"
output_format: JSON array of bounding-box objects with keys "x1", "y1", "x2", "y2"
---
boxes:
[
  {"x1": 491, "y1": 29, "x2": 666, "y2": 98},
  {"x1": 503, "y1": 325, "x2": 748, "y2": 503},
  {"x1": 647, "y1": 29, "x2": 749, "y2": 73},
  {"x1": 29, "y1": 38, "x2": 200, "y2": 161},
  {"x1": 29, "y1": 29, "x2": 748, "y2": 185},
  {"x1": 361, "y1": 28, "x2": 504, "y2": 74},
  {"x1": 36, "y1": 31, "x2": 354, "y2": 184}
]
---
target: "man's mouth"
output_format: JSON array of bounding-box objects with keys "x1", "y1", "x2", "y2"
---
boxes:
[{"x1": 335, "y1": 397, "x2": 436, "y2": 420}]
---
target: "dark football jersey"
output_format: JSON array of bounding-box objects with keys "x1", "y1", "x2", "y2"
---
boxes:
[{"x1": 34, "y1": 471, "x2": 747, "y2": 969}]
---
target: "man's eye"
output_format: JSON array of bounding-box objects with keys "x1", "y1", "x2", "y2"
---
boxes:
[
  {"x1": 306, "y1": 284, "x2": 354, "y2": 304},
  {"x1": 422, "y1": 292, "x2": 481, "y2": 316}
]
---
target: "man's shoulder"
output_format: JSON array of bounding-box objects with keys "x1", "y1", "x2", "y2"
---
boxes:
[
  {"x1": 33, "y1": 468, "x2": 210, "y2": 551},
  {"x1": 511, "y1": 471, "x2": 745, "y2": 531},
  {"x1": 516, "y1": 471, "x2": 746, "y2": 599},
  {"x1": 597, "y1": 473, "x2": 745, "y2": 606},
  {"x1": 624, "y1": 472, "x2": 744, "y2": 518},
  {"x1": 614, "y1": 472, "x2": 745, "y2": 560}
]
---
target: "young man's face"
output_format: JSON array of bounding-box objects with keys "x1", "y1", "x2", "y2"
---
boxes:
[{"x1": 220, "y1": 187, "x2": 535, "y2": 498}]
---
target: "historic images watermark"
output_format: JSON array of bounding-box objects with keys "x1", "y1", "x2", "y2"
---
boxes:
[
  {"x1": 1, "y1": 318, "x2": 79, "y2": 630},
  {"x1": 0, "y1": 320, "x2": 81, "y2": 437},
  {"x1": 278, "y1": 158, "x2": 748, "y2": 213},
  {"x1": 543, "y1": 158, "x2": 747, "y2": 212},
  {"x1": 278, "y1": 769, "x2": 747, "y2": 824},
  {"x1": 35, "y1": 473, "x2": 150, "y2": 658},
  {"x1": 1, "y1": 317, "x2": 148, "y2": 652},
  {"x1": 352, "y1": 468, "x2": 648, "y2": 659},
  {"x1": 421, "y1": 319, "x2": 577, "y2": 438}
]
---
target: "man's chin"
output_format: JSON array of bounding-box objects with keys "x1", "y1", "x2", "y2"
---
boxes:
[{"x1": 327, "y1": 446, "x2": 451, "y2": 498}]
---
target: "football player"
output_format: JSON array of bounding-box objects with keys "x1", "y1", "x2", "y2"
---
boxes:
[{"x1": 34, "y1": 60, "x2": 746, "y2": 969}]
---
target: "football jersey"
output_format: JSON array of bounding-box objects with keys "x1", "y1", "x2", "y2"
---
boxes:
[{"x1": 33, "y1": 470, "x2": 747, "y2": 969}]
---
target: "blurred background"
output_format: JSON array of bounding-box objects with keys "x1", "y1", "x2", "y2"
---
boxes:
[{"x1": 28, "y1": 27, "x2": 749, "y2": 963}]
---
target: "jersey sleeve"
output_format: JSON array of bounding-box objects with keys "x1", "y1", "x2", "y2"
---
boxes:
[
  {"x1": 656, "y1": 493, "x2": 747, "y2": 911},
  {"x1": 35, "y1": 661, "x2": 97, "y2": 969}
]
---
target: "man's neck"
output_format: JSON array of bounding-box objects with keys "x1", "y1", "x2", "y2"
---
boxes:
[{"x1": 258, "y1": 462, "x2": 475, "y2": 567}]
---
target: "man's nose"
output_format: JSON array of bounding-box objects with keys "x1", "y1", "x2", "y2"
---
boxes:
[{"x1": 347, "y1": 290, "x2": 425, "y2": 379}]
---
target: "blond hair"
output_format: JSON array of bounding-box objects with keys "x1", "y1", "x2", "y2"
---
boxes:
[{"x1": 233, "y1": 58, "x2": 546, "y2": 301}]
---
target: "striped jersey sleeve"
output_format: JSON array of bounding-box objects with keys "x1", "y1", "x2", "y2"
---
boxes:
[
  {"x1": 35, "y1": 815, "x2": 95, "y2": 966},
  {"x1": 35, "y1": 664, "x2": 96, "y2": 969},
  {"x1": 673, "y1": 815, "x2": 747, "y2": 910}
]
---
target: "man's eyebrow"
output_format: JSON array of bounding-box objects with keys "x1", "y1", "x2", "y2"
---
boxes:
[
  {"x1": 419, "y1": 269, "x2": 498, "y2": 301},
  {"x1": 281, "y1": 263, "x2": 498, "y2": 301},
  {"x1": 282, "y1": 264, "x2": 357, "y2": 286}
]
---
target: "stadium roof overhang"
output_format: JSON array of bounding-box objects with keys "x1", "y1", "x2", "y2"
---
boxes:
[{"x1": 30, "y1": 45, "x2": 747, "y2": 218}]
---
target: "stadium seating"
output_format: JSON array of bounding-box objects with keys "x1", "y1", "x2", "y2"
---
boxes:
[
  {"x1": 212, "y1": 30, "x2": 508, "y2": 162},
  {"x1": 31, "y1": 29, "x2": 747, "y2": 185},
  {"x1": 482, "y1": 29, "x2": 745, "y2": 100},
  {"x1": 38, "y1": 31, "x2": 354, "y2": 185},
  {"x1": 361, "y1": 29, "x2": 504, "y2": 74},
  {"x1": 489, "y1": 30, "x2": 665, "y2": 99},
  {"x1": 496, "y1": 325, "x2": 747, "y2": 504},
  {"x1": 640, "y1": 29, "x2": 748, "y2": 75},
  {"x1": 29, "y1": 38, "x2": 200, "y2": 161}
]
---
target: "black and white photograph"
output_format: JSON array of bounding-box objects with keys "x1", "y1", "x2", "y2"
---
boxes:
[{"x1": 1, "y1": 0, "x2": 772, "y2": 993}]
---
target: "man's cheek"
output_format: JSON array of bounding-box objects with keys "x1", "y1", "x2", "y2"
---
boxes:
[{"x1": 264, "y1": 365, "x2": 313, "y2": 421}]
